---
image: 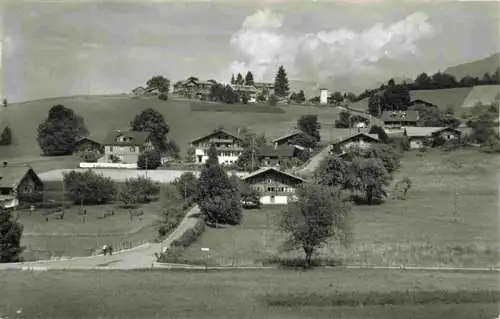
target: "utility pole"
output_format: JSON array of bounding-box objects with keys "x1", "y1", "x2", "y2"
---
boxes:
[
  {"x1": 145, "y1": 156, "x2": 149, "y2": 179},
  {"x1": 251, "y1": 136, "x2": 255, "y2": 172}
]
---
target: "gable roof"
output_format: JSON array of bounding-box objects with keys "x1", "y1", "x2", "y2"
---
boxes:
[
  {"x1": 102, "y1": 130, "x2": 151, "y2": 146},
  {"x1": 272, "y1": 130, "x2": 303, "y2": 143},
  {"x1": 409, "y1": 87, "x2": 473, "y2": 111},
  {"x1": 381, "y1": 110, "x2": 419, "y2": 122},
  {"x1": 190, "y1": 128, "x2": 243, "y2": 145},
  {"x1": 333, "y1": 132, "x2": 380, "y2": 145},
  {"x1": 75, "y1": 136, "x2": 101, "y2": 146},
  {"x1": 241, "y1": 167, "x2": 305, "y2": 183},
  {"x1": 0, "y1": 164, "x2": 42, "y2": 189},
  {"x1": 403, "y1": 126, "x2": 461, "y2": 138},
  {"x1": 257, "y1": 145, "x2": 297, "y2": 158}
]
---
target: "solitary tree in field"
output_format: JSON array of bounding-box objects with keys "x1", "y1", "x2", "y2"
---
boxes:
[
  {"x1": 279, "y1": 184, "x2": 352, "y2": 268},
  {"x1": 244, "y1": 71, "x2": 254, "y2": 86},
  {"x1": 195, "y1": 143, "x2": 242, "y2": 225},
  {"x1": 146, "y1": 75, "x2": 170, "y2": 93},
  {"x1": 274, "y1": 65, "x2": 290, "y2": 98},
  {"x1": 0, "y1": 208, "x2": 24, "y2": 263},
  {"x1": 131, "y1": 108, "x2": 170, "y2": 152},
  {"x1": 0, "y1": 127, "x2": 12, "y2": 145},
  {"x1": 37, "y1": 104, "x2": 88, "y2": 156},
  {"x1": 351, "y1": 157, "x2": 390, "y2": 205}
]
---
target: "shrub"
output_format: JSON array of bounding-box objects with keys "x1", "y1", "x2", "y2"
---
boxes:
[
  {"x1": 80, "y1": 150, "x2": 100, "y2": 162},
  {"x1": 0, "y1": 127, "x2": 12, "y2": 145},
  {"x1": 119, "y1": 176, "x2": 160, "y2": 205},
  {"x1": 170, "y1": 218, "x2": 206, "y2": 248},
  {"x1": 267, "y1": 94, "x2": 279, "y2": 106},
  {"x1": 63, "y1": 170, "x2": 116, "y2": 204},
  {"x1": 137, "y1": 149, "x2": 161, "y2": 169},
  {"x1": 158, "y1": 93, "x2": 168, "y2": 101}
]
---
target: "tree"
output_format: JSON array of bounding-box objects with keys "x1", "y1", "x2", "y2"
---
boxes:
[
  {"x1": 230, "y1": 74, "x2": 236, "y2": 85},
  {"x1": 289, "y1": 132, "x2": 317, "y2": 151},
  {"x1": 296, "y1": 90, "x2": 306, "y2": 103},
  {"x1": 137, "y1": 149, "x2": 162, "y2": 169},
  {"x1": 241, "y1": 94, "x2": 249, "y2": 104},
  {"x1": 279, "y1": 184, "x2": 352, "y2": 268},
  {"x1": 0, "y1": 209, "x2": 24, "y2": 263},
  {"x1": 80, "y1": 149, "x2": 100, "y2": 162},
  {"x1": 63, "y1": 170, "x2": 117, "y2": 205},
  {"x1": 298, "y1": 114, "x2": 321, "y2": 143},
  {"x1": 194, "y1": 143, "x2": 242, "y2": 225},
  {"x1": 431, "y1": 72, "x2": 457, "y2": 89},
  {"x1": 172, "y1": 172, "x2": 198, "y2": 203},
  {"x1": 415, "y1": 72, "x2": 431, "y2": 88},
  {"x1": 383, "y1": 86, "x2": 410, "y2": 110},
  {"x1": 2, "y1": 99, "x2": 7, "y2": 108},
  {"x1": 164, "y1": 139, "x2": 180, "y2": 159},
  {"x1": 344, "y1": 92, "x2": 356, "y2": 102},
  {"x1": 210, "y1": 84, "x2": 239, "y2": 104},
  {"x1": 329, "y1": 91, "x2": 344, "y2": 104},
  {"x1": 267, "y1": 94, "x2": 279, "y2": 106},
  {"x1": 119, "y1": 176, "x2": 160, "y2": 205},
  {"x1": 368, "y1": 125, "x2": 390, "y2": 143},
  {"x1": 368, "y1": 92, "x2": 384, "y2": 116},
  {"x1": 146, "y1": 75, "x2": 170, "y2": 93},
  {"x1": 244, "y1": 71, "x2": 254, "y2": 86},
  {"x1": 274, "y1": 65, "x2": 290, "y2": 98},
  {"x1": 131, "y1": 108, "x2": 170, "y2": 151},
  {"x1": 395, "y1": 177, "x2": 412, "y2": 200},
  {"x1": 351, "y1": 157, "x2": 390, "y2": 205},
  {"x1": 235, "y1": 128, "x2": 266, "y2": 171},
  {"x1": 316, "y1": 154, "x2": 353, "y2": 189},
  {"x1": 368, "y1": 144, "x2": 402, "y2": 174},
  {"x1": 0, "y1": 127, "x2": 12, "y2": 145},
  {"x1": 158, "y1": 93, "x2": 168, "y2": 101},
  {"x1": 236, "y1": 73, "x2": 244, "y2": 85},
  {"x1": 37, "y1": 104, "x2": 88, "y2": 156},
  {"x1": 335, "y1": 111, "x2": 351, "y2": 128}
]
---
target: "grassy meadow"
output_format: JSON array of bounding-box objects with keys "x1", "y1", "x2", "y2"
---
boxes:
[
  {"x1": 171, "y1": 148, "x2": 500, "y2": 268},
  {"x1": 0, "y1": 95, "x2": 343, "y2": 163},
  {"x1": 0, "y1": 269, "x2": 498, "y2": 319}
]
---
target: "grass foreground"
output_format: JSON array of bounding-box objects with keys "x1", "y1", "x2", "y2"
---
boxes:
[{"x1": 0, "y1": 268, "x2": 498, "y2": 319}]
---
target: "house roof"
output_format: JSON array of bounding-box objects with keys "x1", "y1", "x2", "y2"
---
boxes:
[
  {"x1": 257, "y1": 145, "x2": 296, "y2": 158},
  {"x1": 403, "y1": 126, "x2": 461, "y2": 138},
  {"x1": 461, "y1": 85, "x2": 500, "y2": 108},
  {"x1": 381, "y1": 110, "x2": 419, "y2": 122},
  {"x1": 102, "y1": 130, "x2": 151, "y2": 146},
  {"x1": 190, "y1": 129, "x2": 243, "y2": 145},
  {"x1": 271, "y1": 130, "x2": 302, "y2": 143},
  {"x1": 75, "y1": 136, "x2": 101, "y2": 146},
  {"x1": 409, "y1": 87, "x2": 473, "y2": 111},
  {"x1": 0, "y1": 165, "x2": 42, "y2": 189},
  {"x1": 241, "y1": 167, "x2": 305, "y2": 183},
  {"x1": 333, "y1": 132, "x2": 380, "y2": 145}
]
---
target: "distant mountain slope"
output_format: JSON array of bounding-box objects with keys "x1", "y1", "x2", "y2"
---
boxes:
[{"x1": 444, "y1": 52, "x2": 500, "y2": 80}]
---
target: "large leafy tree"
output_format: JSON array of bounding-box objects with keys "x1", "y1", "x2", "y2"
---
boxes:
[
  {"x1": 137, "y1": 149, "x2": 162, "y2": 169},
  {"x1": 37, "y1": 104, "x2": 88, "y2": 156},
  {"x1": 172, "y1": 172, "x2": 199, "y2": 203},
  {"x1": 0, "y1": 209, "x2": 24, "y2": 263},
  {"x1": 146, "y1": 75, "x2": 170, "y2": 93},
  {"x1": 131, "y1": 108, "x2": 170, "y2": 151},
  {"x1": 235, "y1": 127, "x2": 266, "y2": 172},
  {"x1": 63, "y1": 170, "x2": 117, "y2": 205},
  {"x1": 210, "y1": 84, "x2": 239, "y2": 104},
  {"x1": 194, "y1": 143, "x2": 242, "y2": 225},
  {"x1": 279, "y1": 184, "x2": 352, "y2": 268},
  {"x1": 119, "y1": 176, "x2": 160, "y2": 205},
  {"x1": 315, "y1": 154, "x2": 354, "y2": 189},
  {"x1": 297, "y1": 114, "x2": 321, "y2": 143},
  {"x1": 351, "y1": 157, "x2": 390, "y2": 205},
  {"x1": 274, "y1": 65, "x2": 290, "y2": 98},
  {"x1": 244, "y1": 71, "x2": 254, "y2": 86}
]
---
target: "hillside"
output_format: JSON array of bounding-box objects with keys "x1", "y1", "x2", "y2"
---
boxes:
[
  {"x1": 0, "y1": 95, "x2": 341, "y2": 161},
  {"x1": 444, "y1": 52, "x2": 500, "y2": 80}
]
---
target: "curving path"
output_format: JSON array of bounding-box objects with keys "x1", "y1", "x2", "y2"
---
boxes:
[{"x1": 0, "y1": 206, "x2": 201, "y2": 270}]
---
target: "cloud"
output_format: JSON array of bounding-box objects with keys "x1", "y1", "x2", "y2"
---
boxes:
[{"x1": 228, "y1": 9, "x2": 435, "y2": 84}]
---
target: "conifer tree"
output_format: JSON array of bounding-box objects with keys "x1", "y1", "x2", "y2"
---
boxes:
[
  {"x1": 0, "y1": 209, "x2": 24, "y2": 263},
  {"x1": 230, "y1": 74, "x2": 236, "y2": 85},
  {"x1": 236, "y1": 73, "x2": 244, "y2": 85},
  {"x1": 0, "y1": 127, "x2": 12, "y2": 145},
  {"x1": 244, "y1": 71, "x2": 254, "y2": 86},
  {"x1": 274, "y1": 65, "x2": 290, "y2": 98}
]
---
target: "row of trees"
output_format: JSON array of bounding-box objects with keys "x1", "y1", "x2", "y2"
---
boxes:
[{"x1": 230, "y1": 72, "x2": 254, "y2": 86}]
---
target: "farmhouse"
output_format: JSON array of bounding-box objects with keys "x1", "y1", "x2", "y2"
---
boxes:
[
  {"x1": 272, "y1": 130, "x2": 303, "y2": 148},
  {"x1": 100, "y1": 130, "x2": 154, "y2": 164},
  {"x1": 73, "y1": 136, "x2": 103, "y2": 155},
  {"x1": 172, "y1": 78, "x2": 217, "y2": 99},
  {"x1": 257, "y1": 144, "x2": 300, "y2": 168},
  {"x1": 382, "y1": 110, "x2": 419, "y2": 131},
  {"x1": 403, "y1": 126, "x2": 462, "y2": 149},
  {"x1": 230, "y1": 84, "x2": 259, "y2": 103},
  {"x1": 0, "y1": 163, "x2": 44, "y2": 209},
  {"x1": 190, "y1": 128, "x2": 244, "y2": 165},
  {"x1": 331, "y1": 132, "x2": 381, "y2": 154},
  {"x1": 241, "y1": 167, "x2": 305, "y2": 205}
]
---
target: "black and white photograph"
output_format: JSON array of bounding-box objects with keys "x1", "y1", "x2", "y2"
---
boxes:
[{"x1": 0, "y1": 0, "x2": 499, "y2": 318}]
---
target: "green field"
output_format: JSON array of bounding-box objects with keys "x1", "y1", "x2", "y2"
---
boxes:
[
  {"x1": 173, "y1": 149, "x2": 500, "y2": 267},
  {"x1": 0, "y1": 269, "x2": 498, "y2": 319},
  {"x1": 0, "y1": 95, "x2": 343, "y2": 162}
]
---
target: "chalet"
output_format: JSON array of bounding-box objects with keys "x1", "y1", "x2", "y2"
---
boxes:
[
  {"x1": 331, "y1": 132, "x2": 380, "y2": 154},
  {"x1": 257, "y1": 144, "x2": 300, "y2": 168},
  {"x1": 403, "y1": 127, "x2": 462, "y2": 149},
  {"x1": 190, "y1": 129, "x2": 244, "y2": 165},
  {"x1": 254, "y1": 82, "x2": 274, "y2": 93},
  {"x1": 131, "y1": 86, "x2": 146, "y2": 96},
  {"x1": 172, "y1": 78, "x2": 217, "y2": 99},
  {"x1": 241, "y1": 167, "x2": 305, "y2": 205},
  {"x1": 382, "y1": 110, "x2": 419, "y2": 131},
  {"x1": 100, "y1": 130, "x2": 154, "y2": 164},
  {"x1": 73, "y1": 136, "x2": 103, "y2": 155},
  {"x1": 230, "y1": 84, "x2": 259, "y2": 103},
  {"x1": 272, "y1": 130, "x2": 303, "y2": 148},
  {"x1": 0, "y1": 163, "x2": 44, "y2": 209}
]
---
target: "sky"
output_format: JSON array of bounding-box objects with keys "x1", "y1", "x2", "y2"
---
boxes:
[{"x1": 1, "y1": 0, "x2": 499, "y2": 102}]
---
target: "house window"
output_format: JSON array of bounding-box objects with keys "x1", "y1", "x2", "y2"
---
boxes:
[
  {"x1": 0, "y1": 189, "x2": 10, "y2": 195},
  {"x1": 130, "y1": 147, "x2": 136, "y2": 152}
]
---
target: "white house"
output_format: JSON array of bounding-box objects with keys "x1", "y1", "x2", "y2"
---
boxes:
[
  {"x1": 190, "y1": 129, "x2": 244, "y2": 165},
  {"x1": 331, "y1": 132, "x2": 381, "y2": 154},
  {"x1": 241, "y1": 167, "x2": 305, "y2": 205},
  {"x1": 100, "y1": 130, "x2": 154, "y2": 164}
]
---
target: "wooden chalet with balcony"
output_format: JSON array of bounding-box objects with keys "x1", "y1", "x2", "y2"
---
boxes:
[{"x1": 190, "y1": 129, "x2": 245, "y2": 165}]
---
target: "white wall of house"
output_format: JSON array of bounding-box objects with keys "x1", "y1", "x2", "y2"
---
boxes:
[
  {"x1": 79, "y1": 162, "x2": 138, "y2": 169},
  {"x1": 340, "y1": 138, "x2": 376, "y2": 151},
  {"x1": 104, "y1": 145, "x2": 141, "y2": 164},
  {"x1": 194, "y1": 148, "x2": 242, "y2": 165},
  {"x1": 320, "y1": 89, "x2": 328, "y2": 105},
  {"x1": 410, "y1": 138, "x2": 425, "y2": 149},
  {"x1": 260, "y1": 195, "x2": 288, "y2": 205},
  {"x1": 0, "y1": 198, "x2": 19, "y2": 209}
]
